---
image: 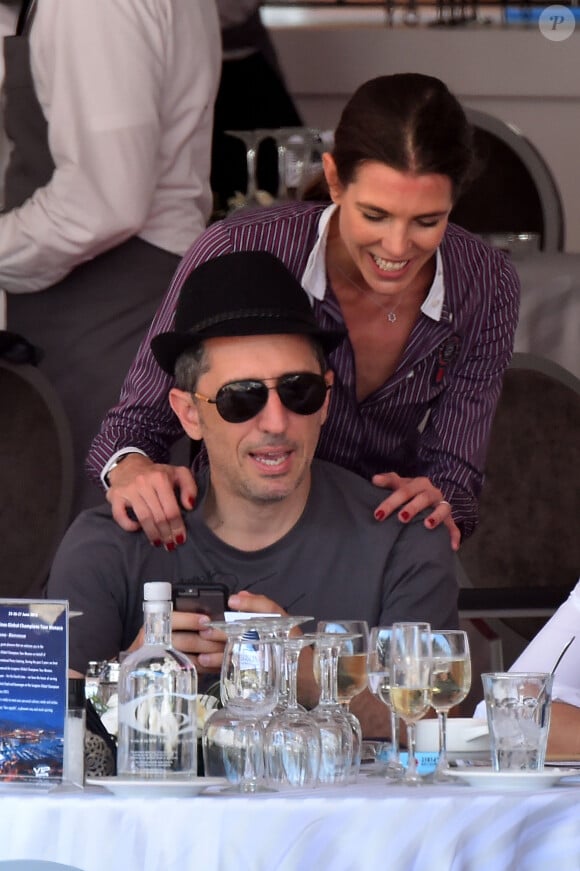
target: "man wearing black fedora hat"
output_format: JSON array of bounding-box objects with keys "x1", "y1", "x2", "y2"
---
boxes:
[{"x1": 48, "y1": 251, "x2": 457, "y2": 732}]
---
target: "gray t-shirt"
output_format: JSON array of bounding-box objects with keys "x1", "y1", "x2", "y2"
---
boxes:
[{"x1": 47, "y1": 460, "x2": 458, "y2": 672}]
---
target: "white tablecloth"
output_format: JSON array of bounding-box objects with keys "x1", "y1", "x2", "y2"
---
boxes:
[
  {"x1": 2, "y1": 774, "x2": 580, "y2": 871},
  {"x1": 514, "y1": 253, "x2": 580, "y2": 379}
]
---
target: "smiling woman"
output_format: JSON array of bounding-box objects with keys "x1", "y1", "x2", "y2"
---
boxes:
[
  {"x1": 88, "y1": 73, "x2": 520, "y2": 554},
  {"x1": 326, "y1": 162, "x2": 452, "y2": 320}
]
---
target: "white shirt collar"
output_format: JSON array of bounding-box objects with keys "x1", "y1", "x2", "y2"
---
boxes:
[
  {"x1": 421, "y1": 248, "x2": 445, "y2": 322},
  {"x1": 300, "y1": 203, "x2": 337, "y2": 302},
  {"x1": 301, "y1": 203, "x2": 446, "y2": 321}
]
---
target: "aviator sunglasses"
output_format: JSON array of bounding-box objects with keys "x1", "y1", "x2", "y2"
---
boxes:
[{"x1": 193, "y1": 372, "x2": 330, "y2": 424}]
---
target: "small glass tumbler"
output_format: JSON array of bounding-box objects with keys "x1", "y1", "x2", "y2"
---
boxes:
[{"x1": 482, "y1": 672, "x2": 553, "y2": 772}]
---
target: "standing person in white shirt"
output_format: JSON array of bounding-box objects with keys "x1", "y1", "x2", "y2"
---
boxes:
[
  {"x1": 0, "y1": 2, "x2": 18, "y2": 203},
  {"x1": 0, "y1": 0, "x2": 220, "y2": 514}
]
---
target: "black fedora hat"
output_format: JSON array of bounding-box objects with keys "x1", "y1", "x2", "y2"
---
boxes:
[{"x1": 151, "y1": 251, "x2": 346, "y2": 374}]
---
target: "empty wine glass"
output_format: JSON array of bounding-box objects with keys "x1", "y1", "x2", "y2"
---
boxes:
[
  {"x1": 390, "y1": 622, "x2": 432, "y2": 786},
  {"x1": 204, "y1": 615, "x2": 312, "y2": 716},
  {"x1": 310, "y1": 633, "x2": 357, "y2": 785},
  {"x1": 249, "y1": 616, "x2": 313, "y2": 716},
  {"x1": 367, "y1": 626, "x2": 405, "y2": 781},
  {"x1": 273, "y1": 127, "x2": 319, "y2": 201},
  {"x1": 316, "y1": 620, "x2": 368, "y2": 779},
  {"x1": 225, "y1": 129, "x2": 268, "y2": 209},
  {"x1": 264, "y1": 635, "x2": 321, "y2": 788},
  {"x1": 429, "y1": 629, "x2": 471, "y2": 782},
  {"x1": 202, "y1": 631, "x2": 280, "y2": 793}
]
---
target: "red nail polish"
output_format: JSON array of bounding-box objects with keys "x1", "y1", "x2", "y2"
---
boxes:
[
  {"x1": 188, "y1": 496, "x2": 196, "y2": 509},
  {"x1": 153, "y1": 539, "x2": 162, "y2": 548},
  {"x1": 165, "y1": 542, "x2": 176, "y2": 552},
  {"x1": 427, "y1": 518, "x2": 436, "y2": 528},
  {"x1": 375, "y1": 509, "x2": 385, "y2": 521},
  {"x1": 400, "y1": 511, "x2": 410, "y2": 522},
  {"x1": 175, "y1": 533, "x2": 185, "y2": 546}
]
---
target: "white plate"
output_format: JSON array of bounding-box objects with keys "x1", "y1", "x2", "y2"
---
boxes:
[
  {"x1": 85, "y1": 775, "x2": 226, "y2": 798},
  {"x1": 450, "y1": 767, "x2": 580, "y2": 790}
]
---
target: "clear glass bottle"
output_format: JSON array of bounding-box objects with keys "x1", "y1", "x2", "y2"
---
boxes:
[{"x1": 117, "y1": 581, "x2": 198, "y2": 778}]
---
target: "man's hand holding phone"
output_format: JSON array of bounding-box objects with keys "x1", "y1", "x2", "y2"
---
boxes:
[
  {"x1": 128, "y1": 587, "x2": 289, "y2": 673},
  {"x1": 172, "y1": 611, "x2": 225, "y2": 674},
  {"x1": 126, "y1": 608, "x2": 225, "y2": 674},
  {"x1": 170, "y1": 585, "x2": 289, "y2": 673}
]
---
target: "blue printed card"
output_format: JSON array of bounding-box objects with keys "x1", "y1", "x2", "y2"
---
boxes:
[{"x1": 0, "y1": 601, "x2": 68, "y2": 783}]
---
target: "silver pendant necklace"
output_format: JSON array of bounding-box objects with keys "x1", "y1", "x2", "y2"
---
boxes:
[{"x1": 334, "y1": 263, "x2": 403, "y2": 324}]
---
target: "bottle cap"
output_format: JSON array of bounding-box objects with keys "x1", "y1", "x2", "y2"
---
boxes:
[
  {"x1": 68, "y1": 677, "x2": 86, "y2": 709},
  {"x1": 144, "y1": 581, "x2": 172, "y2": 602}
]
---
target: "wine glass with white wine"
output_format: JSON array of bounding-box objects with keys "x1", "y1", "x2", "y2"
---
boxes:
[
  {"x1": 390, "y1": 622, "x2": 432, "y2": 786},
  {"x1": 367, "y1": 626, "x2": 404, "y2": 780},
  {"x1": 429, "y1": 629, "x2": 471, "y2": 782}
]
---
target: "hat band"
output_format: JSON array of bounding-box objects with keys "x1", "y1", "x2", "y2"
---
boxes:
[{"x1": 182, "y1": 307, "x2": 317, "y2": 335}]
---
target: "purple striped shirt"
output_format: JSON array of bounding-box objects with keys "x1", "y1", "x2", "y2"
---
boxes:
[{"x1": 87, "y1": 201, "x2": 520, "y2": 538}]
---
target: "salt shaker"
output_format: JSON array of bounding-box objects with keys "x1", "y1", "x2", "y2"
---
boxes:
[
  {"x1": 85, "y1": 660, "x2": 105, "y2": 705},
  {"x1": 98, "y1": 661, "x2": 120, "y2": 708},
  {"x1": 64, "y1": 677, "x2": 86, "y2": 786}
]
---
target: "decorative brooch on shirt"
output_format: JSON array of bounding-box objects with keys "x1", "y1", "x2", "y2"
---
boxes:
[{"x1": 434, "y1": 335, "x2": 461, "y2": 384}]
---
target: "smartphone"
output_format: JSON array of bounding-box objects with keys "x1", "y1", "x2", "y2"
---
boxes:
[{"x1": 172, "y1": 581, "x2": 229, "y2": 621}]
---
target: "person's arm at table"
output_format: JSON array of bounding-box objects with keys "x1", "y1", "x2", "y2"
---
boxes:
[{"x1": 547, "y1": 702, "x2": 580, "y2": 758}]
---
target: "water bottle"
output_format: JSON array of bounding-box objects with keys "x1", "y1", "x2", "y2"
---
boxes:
[{"x1": 117, "y1": 581, "x2": 198, "y2": 778}]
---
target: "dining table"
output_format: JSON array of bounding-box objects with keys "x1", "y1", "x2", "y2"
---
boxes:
[{"x1": 2, "y1": 768, "x2": 580, "y2": 871}]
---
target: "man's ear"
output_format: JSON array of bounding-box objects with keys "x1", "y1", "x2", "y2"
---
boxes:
[
  {"x1": 322, "y1": 153, "x2": 343, "y2": 204},
  {"x1": 169, "y1": 388, "x2": 202, "y2": 441}
]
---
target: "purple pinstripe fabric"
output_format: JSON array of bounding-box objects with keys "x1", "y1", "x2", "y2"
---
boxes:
[{"x1": 87, "y1": 201, "x2": 520, "y2": 538}]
